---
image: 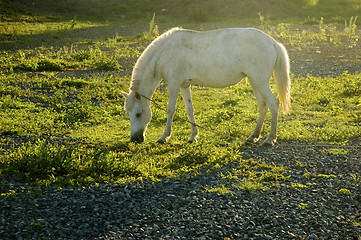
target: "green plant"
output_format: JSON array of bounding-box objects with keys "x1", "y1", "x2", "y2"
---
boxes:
[
  {"x1": 299, "y1": 203, "x2": 308, "y2": 210},
  {"x1": 351, "y1": 174, "x2": 358, "y2": 183},
  {"x1": 323, "y1": 148, "x2": 348, "y2": 155},
  {"x1": 339, "y1": 188, "x2": 351, "y2": 195},
  {"x1": 0, "y1": 189, "x2": 17, "y2": 198},
  {"x1": 291, "y1": 183, "x2": 308, "y2": 189},
  {"x1": 344, "y1": 16, "x2": 358, "y2": 39},
  {"x1": 204, "y1": 185, "x2": 233, "y2": 195},
  {"x1": 303, "y1": 170, "x2": 311, "y2": 179},
  {"x1": 71, "y1": 50, "x2": 91, "y2": 61},
  {"x1": 236, "y1": 179, "x2": 266, "y2": 193},
  {"x1": 143, "y1": 13, "x2": 159, "y2": 39},
  {"x1": 31, "y1": 222, "x2": 45, "y2": 230},
  {"x1": 93, "y1": 56, "x2": 120, "y2": 70},
  {"x1": 317, "y1": 174, "x2": 337, "y2": 179},
  {"x1": 60, "y1": 102, "x2": 94, "y2": 125}
]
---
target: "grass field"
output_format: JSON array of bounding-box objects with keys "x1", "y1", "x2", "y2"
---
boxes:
[{"x1": 0, "y1": 0, "x2": 360, "y2": 187}]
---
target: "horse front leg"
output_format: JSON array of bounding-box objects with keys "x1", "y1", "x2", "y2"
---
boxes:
[
  {"x1": 157, "y1": 87, "x2": 179, "y2": 143},
  {"x1": 180, "y1": 86, "x2": 199, "y2": 143}
]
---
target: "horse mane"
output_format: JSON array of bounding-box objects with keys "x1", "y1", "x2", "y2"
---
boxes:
[{"x1": 129, "y1": 27, "x2": 181, "y2": 92}]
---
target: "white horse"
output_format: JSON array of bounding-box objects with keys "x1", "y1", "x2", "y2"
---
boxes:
[{"x1": 121, "y1": 27, "x2": 291, "y2": 146}]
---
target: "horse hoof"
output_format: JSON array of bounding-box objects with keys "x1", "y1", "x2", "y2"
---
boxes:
[
  {"x1": 245, "y1": 137, "x2": 260, "y2": 146},
  {"x1": 246, "y1": 136, "x2": 260, "y2": 144},
  {"x1": 262, "y1": 140, "x2": 275, "y2": 147},
  {"x1": 187, "y1": 139, "x2": 197, "y2": 144}
]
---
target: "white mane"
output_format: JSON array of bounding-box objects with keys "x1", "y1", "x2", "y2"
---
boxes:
[{"x1": 129, "y1": 27, "x2": 181, "y2": 92}]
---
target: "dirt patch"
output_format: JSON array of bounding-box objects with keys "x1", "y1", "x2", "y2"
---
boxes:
[{"x1": 286, "y1": 37, "x2": 360, "y2": 77}]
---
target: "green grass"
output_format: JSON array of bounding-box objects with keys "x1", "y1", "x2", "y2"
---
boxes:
[
  {"x1": 0, "y1": 0, "x2": 360, "y2": 187},
  {"x1": 3, "y1": 0, "x2": 360, "y2": 24},
  {"x1": 0, "y1": 42, "x2": 360, "y2": 186}
]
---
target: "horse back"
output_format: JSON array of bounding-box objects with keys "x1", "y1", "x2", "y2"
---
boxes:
[{"x1": 156, "y1": 28, "x2": 278, "y2": 88}]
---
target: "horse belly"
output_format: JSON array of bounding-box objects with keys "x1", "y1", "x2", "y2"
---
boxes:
[{"x1": 190, "y1": 60, "x2": 246, "y2": 88}]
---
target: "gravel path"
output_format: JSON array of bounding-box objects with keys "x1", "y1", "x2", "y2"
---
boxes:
[{"x1": 1, "y1": 140, "x2": 360, "y2": 240}]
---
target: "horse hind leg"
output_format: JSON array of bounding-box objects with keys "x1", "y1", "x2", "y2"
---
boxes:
[
  {"x1": 180, "y1": 86, "x2": 199, "y2": 143},
  {"x1": 257, "y1": 86, "x2": 279, "y2": 146},
  {"x1": 246, "y1": 90, "x2": 268, "y2": 144}
]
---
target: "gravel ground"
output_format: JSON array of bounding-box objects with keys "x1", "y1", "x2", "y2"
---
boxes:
[{"x1": 1, "y1": 140, "x2": 360, "y2": 240}]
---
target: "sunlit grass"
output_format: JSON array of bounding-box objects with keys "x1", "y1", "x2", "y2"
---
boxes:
[
  {"x1": 0, "y1": 1, "x2": 360, "y2": 187},
  {"x1": 0, "y1": 19, "x2": 103, "y2": 36},
  {"x1": 0, "y1": 68, "x2": 360, "y2": 185}
]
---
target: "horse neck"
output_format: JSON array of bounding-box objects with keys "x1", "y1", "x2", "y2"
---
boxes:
[
  {"x1": 130, "y1": 28, "x2": 179, "y2": 99},
  {"x1": 131, "y1": 67, "x2": 160, "y2": 99}
]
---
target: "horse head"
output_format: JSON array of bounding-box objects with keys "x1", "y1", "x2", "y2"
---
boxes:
[{"x1": 121, "y1": 91, "x2": 152, "y2": 143}]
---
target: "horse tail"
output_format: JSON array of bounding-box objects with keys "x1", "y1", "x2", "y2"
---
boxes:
[{"x1": 273, "y1": 42, "x2": 291, "y2": 114}]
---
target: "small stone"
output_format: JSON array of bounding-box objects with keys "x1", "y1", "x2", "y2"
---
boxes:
[{"x1": 309, "y1": 233, "x2": 319, "y2": 240}]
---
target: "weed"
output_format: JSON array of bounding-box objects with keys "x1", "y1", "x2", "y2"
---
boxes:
[
  {"x1": 291, "y1": 183, "x2": 308, "y2": 189},
  {"x1": 351, "y1": 174, "x2": 358, "y2": 183},
  {"x1": 351, "y1": 220, "x2": 361, "y2": 227},
  {"x1": 323, "y1": 148, "x2": 349, "y2": 155},
  {"x1": 143, "y1": 13, "x2": 159, "y2": 39},
  {"x1": 204, "y1": 185, "x2": 233, "y2": 195},
  {"x1": 339, "y1": 188, "x2": 351, "y2": 195},
  {"x1": 37, "y1": 59, "x2": 64, "y2": 71},
  {"x1": 0, "y1": 189, "x2": 17, "y2": 198},
  {"x1": 342, "y1": 74, "x2": 361, "y2": 96},
  {"x1": 296, "y1": 161, "x2": 306, "y2": 167},
  {"x1": 93, "y1": 56, "x2": 120, "y2": 71},
  {"x1": 317, "y1": 174, "x2": 337, "y2": 179},
  {"x1": 14, "y1": 58, "x2": 73, "y2": 72},
  {"x1": 30, "y1": 222, "x2": 45, "y2": 230},
  {"x1": 236, "y1": 179, "x2": 266, "y2": 193},
  {"x1": 71, "y1": 50, "x2": 91, "y2": 62},
  {"x1": 61, "y1": 102, "x2": 94, "y2": 124},
  {"x1": 299, "y1": 203, "x2": 308, "y2": 210},
  {"x1": 344, "y1": 16, "x2": 358, "y2": 39},
  {"x1": 61, "y1": 78, "x2": 91, "y2": 88}
]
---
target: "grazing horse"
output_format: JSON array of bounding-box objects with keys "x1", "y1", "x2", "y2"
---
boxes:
[{"x1": 121, "y1": 27, "x2": 291, "y2": 146}]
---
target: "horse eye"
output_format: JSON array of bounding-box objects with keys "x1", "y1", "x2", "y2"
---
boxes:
[{"x1": 136, "y1": 113, "x2": 142, "y2": 118}]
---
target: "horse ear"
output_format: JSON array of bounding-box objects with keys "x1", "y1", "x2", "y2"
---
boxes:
[
  {"x1": 120, "y1": 91, "x2": 129, "y2": 98},
  {"x1": 135, "y1": 92, "x2": 141, "y2": 100}
]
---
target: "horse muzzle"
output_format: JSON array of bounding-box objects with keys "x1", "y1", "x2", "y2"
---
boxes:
[{"x1": 130, "y1": 130, "x2": 145, "y2": 143}]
